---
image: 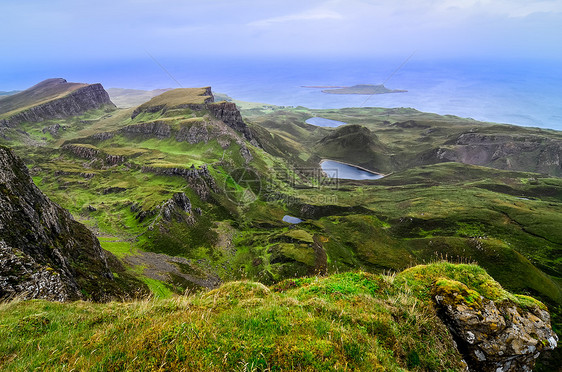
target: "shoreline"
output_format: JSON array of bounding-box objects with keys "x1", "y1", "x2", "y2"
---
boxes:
[{"x1": 320, "y1": 159, "x2": 387, "y2": 177}]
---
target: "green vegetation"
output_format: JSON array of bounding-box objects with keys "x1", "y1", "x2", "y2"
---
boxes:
[
  {"x1": 4, "y1": 264, "x2": 522, "y2": 371},
  {"x1": 133, "y1": 87, "x2": 212, "y2": 114},
  {"x1": 2, "y1": 86, "x2": 561, "y2": 368},
  {"x1": 0, "y1": 78, "x2": 87, "y2": 118}
]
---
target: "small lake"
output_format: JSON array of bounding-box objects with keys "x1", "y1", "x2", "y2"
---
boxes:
[
  {"x1": 305, "y1": 117, "x2": 346, "y2": 128},
  {"x1": 283, "y1": 215, "x2": 303, "y2": 224},
  {"x1": 321, "y1": 160, "x2": 384, "y2": 180}
]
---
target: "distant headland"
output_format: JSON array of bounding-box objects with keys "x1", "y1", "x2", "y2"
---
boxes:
[{"x1": 302, "y1": 84, "x2": 407, "y2": 95}]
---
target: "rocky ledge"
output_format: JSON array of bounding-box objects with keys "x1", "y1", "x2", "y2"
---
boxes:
[
  {"x1": 0, "y1": 145, "x2": 140, "y2": 301},
  {"x1": 433, "y1": 278, "x2": 558, "y2": 371}
]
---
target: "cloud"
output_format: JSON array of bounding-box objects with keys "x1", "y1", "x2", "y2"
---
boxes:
[
  {"x1": 434, "y1": 0, "x2": 562, "y2": 18},
  {"x1": 249, "y1": 8, "x2": 343, "y2": 27}
]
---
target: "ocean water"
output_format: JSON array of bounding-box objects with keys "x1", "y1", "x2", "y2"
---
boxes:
[{"x1": 5, "y1": 57, "x2": 562, "y2": 130}]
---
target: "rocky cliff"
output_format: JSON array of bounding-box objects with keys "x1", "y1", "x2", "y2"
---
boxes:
[
  {"x1": 130, "y1": 87, "x2": 214, "y2": 119},
  {"x1": 0, "y1": 78, "x2": 115, "y2": 128},
  {"x1": 423, "y1": 131, "x2": 562, "y2": 176},
  {"x1": 208, "y1": 101, "x2": 254, "y2": 142},
  {"x1": 0, "y1": 145, "x2": 140, "y2": 301},
  {"x1": 129, "y1": 87, "x2": 255, "y2": 143}
]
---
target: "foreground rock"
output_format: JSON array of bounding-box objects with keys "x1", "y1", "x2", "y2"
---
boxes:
[
  {"x1": 0, "y1": 145, "x2": 144, "y2": 301},
  {"x1": 433, "y1": 278, "x2": 558, "y2": 371}
]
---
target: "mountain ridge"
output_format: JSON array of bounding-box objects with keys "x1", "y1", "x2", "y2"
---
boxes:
[{"x1": 0, "y1": 78, "x2": 115, "y2": 128}]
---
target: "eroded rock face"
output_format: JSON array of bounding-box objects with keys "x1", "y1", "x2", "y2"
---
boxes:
[
  {"x1": 141, "y1": 164, "x2": 217, "y2": 200},
  {"x1": 428, "y1": 132, "x2": 562, "y2": 176},
  {"x1": 120, "y1": 121, "x2": 171, "y2": 138},
  {"x1": 0, "y1": 241, "x2": 71, "y2": 301},
  {"x1": 433, "y1": 279, "x2": 558, "y2": 372},
  {"x1": 0, "y1": 145, "x2": 125, "y2": 301},
  {"x1": 0, "y1": 83, "x2": 115, "y2": 128},
  {"x1": 207, "y1": 101, "x2": 254, "y2": 142},
  {"x1": 161, "y1": 192, "x2": 194, "y2": 224}
]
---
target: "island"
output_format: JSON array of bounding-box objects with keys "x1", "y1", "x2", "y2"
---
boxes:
[{"x1": 321, "y1": 84, "x2": 407, "y2": 95}]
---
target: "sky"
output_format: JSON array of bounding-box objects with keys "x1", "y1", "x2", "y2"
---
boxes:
[{"x1": 1, "y1": 0, "x2": 562, "y2": 89}]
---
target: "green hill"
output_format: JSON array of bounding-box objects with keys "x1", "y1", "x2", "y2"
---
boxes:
[
  {"x1": 1, "y1": 81, "x2": 561, "y2": 370},
  {"x1": 0, "y1": 263, "x2": 557, "y2": 371}
]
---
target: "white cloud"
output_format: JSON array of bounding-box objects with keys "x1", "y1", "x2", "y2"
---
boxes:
[
  {"x1": 434, "y1": 0, "x2": 562, "y2": 18},
  {"x1": 249, "y1": 8, "x2": 343, "y2": 27}
]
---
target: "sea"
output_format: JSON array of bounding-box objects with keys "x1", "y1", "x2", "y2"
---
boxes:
[{"x1": 4, "y1": 57, "x2": 562, "y2": 131}]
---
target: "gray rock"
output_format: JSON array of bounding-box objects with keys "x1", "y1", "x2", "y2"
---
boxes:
[
  {"x1": 0, "y1": 145, "x2": 128, "y2": 301},
  {"x1": 433, "y1": 280, "x2": 558, "y2": 372}
]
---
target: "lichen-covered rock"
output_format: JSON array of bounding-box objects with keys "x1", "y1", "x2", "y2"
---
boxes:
[
  {"x1": 160, "y1": 192, "x2": 194, "y2": 224},
  {"x1": 0, "y1": 241, "x2": 71, "y2": 301},
  {"x1": 433, "y1": 279, "x2": 558, "y2": 372},
  {"x1": 0, "y1": 145, "x2": 134, "y2": 301}
]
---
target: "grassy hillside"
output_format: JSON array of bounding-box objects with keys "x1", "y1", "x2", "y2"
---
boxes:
[
  {"x1": 0, "y1": 78, "x2": 87, "y2": 118},
  {"x1": 1, "y1": 262, "x2": 545, "y2": 372},
  {"x1": 1, "y1": 89, "x2": 561, "y2": 368}
]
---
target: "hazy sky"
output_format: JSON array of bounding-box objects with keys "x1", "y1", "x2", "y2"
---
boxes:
[{"x1": 1, "y1": 0, "x2": 561, "y2": 87}]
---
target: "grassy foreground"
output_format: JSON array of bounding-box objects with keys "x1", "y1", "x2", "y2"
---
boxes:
[{"x1": 0, "y1": 262, "x2": 550, "y2": 372}]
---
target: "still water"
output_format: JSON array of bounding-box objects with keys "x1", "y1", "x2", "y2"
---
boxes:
[{"x1": 321, "y1": 160, "x2": 383, "y2": 180}]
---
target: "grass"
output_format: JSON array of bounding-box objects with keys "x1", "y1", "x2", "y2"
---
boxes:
[
  {"x1": 2, "y1": 96, "x2": 561, "y2": 367},
  {"x1": 0, "y1": 79, "x2": 88, "y2": 118},
  {"x1": 2, "y1": 264, "x2": 505, "y2": 371},
  {"x1": 133, "y1": 88, "x2": 212, "y2": 114}
]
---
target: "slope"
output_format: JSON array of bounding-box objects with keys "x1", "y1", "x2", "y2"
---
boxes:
[{"x1": 0, "y1": 263, "x2": 557, "y2": 372}]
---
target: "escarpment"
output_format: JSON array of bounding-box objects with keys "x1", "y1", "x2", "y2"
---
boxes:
[
  {"x1": 0, "y1": 78, "x2": 115, "y2": 127},
  {"x1": 0, "y1": 145, "x2": 138, "y2": 301},
  {"x1": 129, "y1": 87, "x2": 254, "y2": 142},
  {"x1": 423, "y1": 132, "x2": 562, "y2": 176}
]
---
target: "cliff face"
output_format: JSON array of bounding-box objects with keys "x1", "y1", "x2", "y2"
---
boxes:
[
  {"x1": 424, "y1": 132, "x2": 562, "y2": 176},
  {"x1": 207, "y1": 101, "x2": 254, "y2": 142},
  {"x1": 0, "y1": 79, "x2": 115, "y2": 128},
  {"x1": 0, "y1": 146, "x2": 131, "y2": 301},
  {"x1": 129, "y1": 87, "x2": 255, "y2": 143},
  {"x1": 130, "y1": 87, "x2": 214, "y2": 119}
]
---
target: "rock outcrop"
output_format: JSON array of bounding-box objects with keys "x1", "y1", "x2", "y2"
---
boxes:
[
  {"x1": 120, "y1": 121, "x2": 171, "y2": 138},
  {"x1": 0, "y1": 241, "x2": 70, "y2": 301},
  {"x1": 141, "y1": 164, "x2": 217, "y2": 200},
  {"x1": 130, "y1": 87, "x2": 214, "y2": 119},
  {"x1": 208, "y1": 101, "x2": 254, "y2": 142},
  {"x1": 0, "y1": 145, "x2": 132, "y2": 301},
  {"x1": 129, "y1": 87, "x2": 255, "y2": 143},
  {"x1": 62, "y1": 144, "x2": 126, "y2": 167},
  {"x1": 131, "y1": 192, "x2": 195, "y2": 226},
  {"x1": 425, "y1": 132, "x2": 562, "y2": 176},
  {"x1": 433, "y1": 278, "x2": 558, "y2": 371},
  {"x1": 0, "y1": 79, "x2": 115, "y2": 127}
]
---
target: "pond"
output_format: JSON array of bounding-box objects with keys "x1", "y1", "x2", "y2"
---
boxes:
[
  {"x1": 305, "y1": 117, "x2": 346, "y2": 128},
  {"x1": 282, "y1": 215, "x2": 303, "y2": 224},
  {"x1": 320, "y1": 159, "x2": 384, "y2": 180}
]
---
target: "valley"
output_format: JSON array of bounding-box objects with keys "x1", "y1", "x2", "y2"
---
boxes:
[{"x1": 1, "y1": 79, "x2": 561, "y2": 371}]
